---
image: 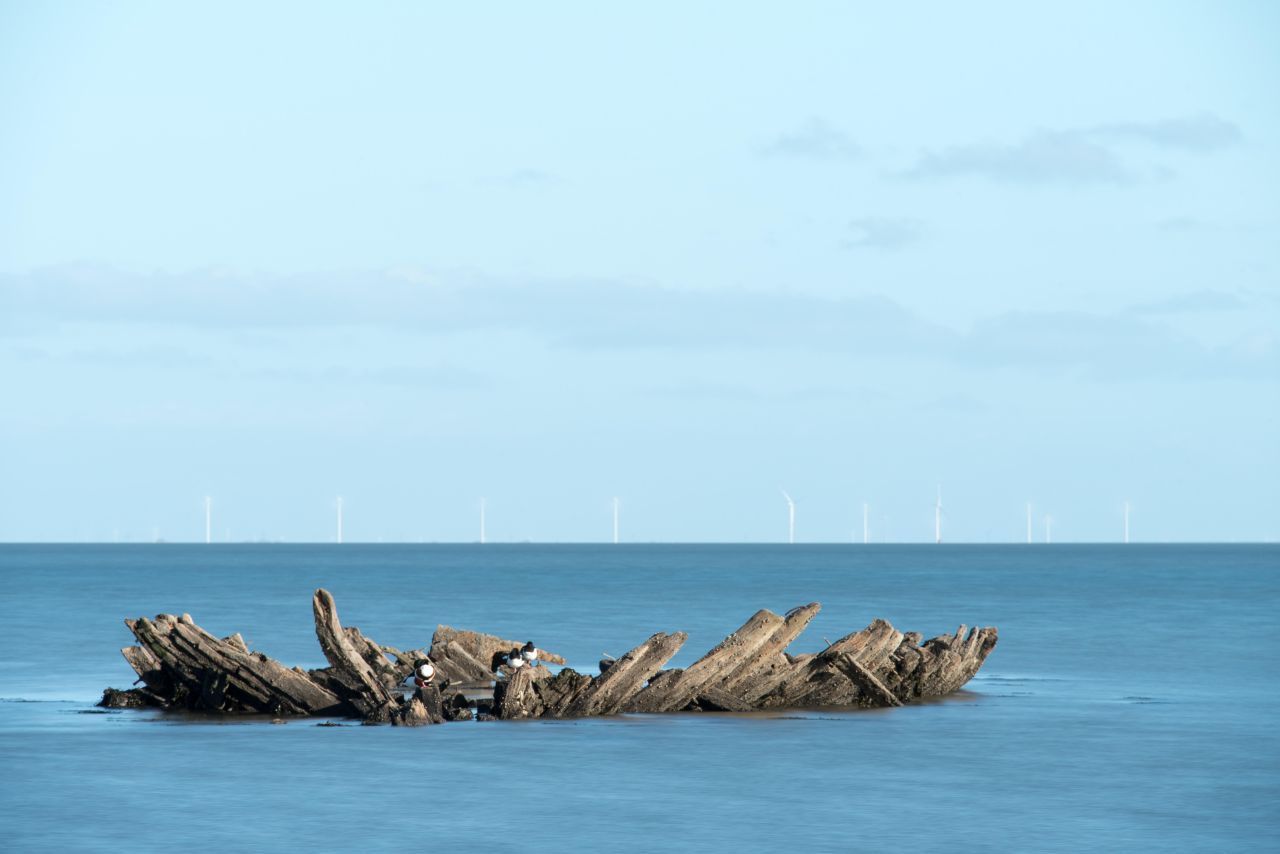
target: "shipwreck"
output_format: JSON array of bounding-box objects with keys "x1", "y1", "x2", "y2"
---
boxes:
[{"x1": 100, "y1": 588, "x2": 998, "y2": 725}]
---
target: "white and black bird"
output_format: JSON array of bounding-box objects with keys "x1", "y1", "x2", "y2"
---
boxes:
[
  {"x1": 520, "y1": 641, "x2": 538, "y2": 665},
  {"x1": 412, "y1": 660, "x2": 435, "y2": 688},
  {"x1": 506, "y1": 647, "x2": 526, "y2": 669}
]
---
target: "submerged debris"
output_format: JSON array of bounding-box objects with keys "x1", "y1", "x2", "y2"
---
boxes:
[{"x1": 100, "y1": 588, "x2": 997, "y2": 726}]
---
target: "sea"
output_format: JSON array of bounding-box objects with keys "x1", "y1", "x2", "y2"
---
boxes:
[{"x1": 0, "y1": 544, "x2": 1276, "y2": 852}]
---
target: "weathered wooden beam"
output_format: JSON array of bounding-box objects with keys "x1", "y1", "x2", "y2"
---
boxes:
[
  {"x1": 625, "y1": 609, "x2": 783, "y2": 714},
  {"x1": 429, "y1": 625, "x2": 566, "y2": 684},
  {"x1": 718, "y1": 603, "x2": 820, "y2": 694},
  {"x1": 691, "y1": 688, "x2": 756, "y2": 713},
  {"x1": 495, "y1": 668, "x2": 541, "y2": 720},
  {"x1": 745, "y1": 618, "x2": 907, "y2": 708},
  {"x1": 558, "y1": 632, "x2": 687, "y2": 718},
  {"x1": 311, "y1": 589, "x2": 400, "y2": 721},
  {"x1": 223, "y1": 633, "x2": 250, "y2": 655},
  {"x1": 901, "y1": 626, "x2": 998, "y2": 700},
  {"x1": 121, "y1": 645, "x2": 161, "y2": 680},
  {"x1": 830, "y1": 653, "x2": 903, "y2": 707},
  {"x1": 825, "y1": 618, "x2": 904, "y2": 671},
  {"x1": 750, "y1": 653, "x2": 844, "y2": 709},
  {"x1": 393, "y1": 684, "x2": 446, "y2": 726},
  {"x1": 129, "y1": 614, "x2": 345, "y2": 715},
  {"x1": 341, "y1": 626, "x2": 406, "y2": 690},
  {"x1": 750, "y1": 618, "x2": 925, "y2": 709}
]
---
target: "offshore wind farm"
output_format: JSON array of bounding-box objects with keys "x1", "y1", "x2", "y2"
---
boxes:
[{"x1": 147, "y1": 488, "x2": 1146, "y2": 545}]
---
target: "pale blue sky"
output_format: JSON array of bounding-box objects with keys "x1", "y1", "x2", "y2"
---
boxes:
[{"x1": 1, "y1": 2, "x2": 1276, "y2": 542}]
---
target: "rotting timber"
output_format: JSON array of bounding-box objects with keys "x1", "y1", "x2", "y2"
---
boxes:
[{"x1": 99, "y1": 588, "x2": 998, "y2": 726}]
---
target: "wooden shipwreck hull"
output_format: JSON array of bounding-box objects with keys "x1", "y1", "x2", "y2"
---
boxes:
[{"x1": 101, "y1": 588, "x2": 997, "y2": 726}]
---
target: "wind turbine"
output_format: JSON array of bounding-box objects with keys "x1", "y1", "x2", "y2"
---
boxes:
[
  {"x1": 336, "y1": 497, "x2": 344, "y2": 544},
  {"x1": 479, "y1": 498, "x2": 487, "y2": 545},
  {"x1": 612, "y1": 497, "x2": 620, "y2": 545},
  {"x1": 204, "y1": 496, "x2": 212, "y2": 545},
  {"x1": 1124, "y1": 501, "x2": 1131, "y2": 544},
  {"x1": 934, "y1": 486, "x2": 943, "y2": 544},
  {"x1": 782, "y1": 490, "x2": 795, "y2": 544}
]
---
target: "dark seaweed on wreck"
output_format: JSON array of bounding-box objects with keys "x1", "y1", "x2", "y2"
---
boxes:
[{"x1": 100, "y1": 588, "x2": 997, "y2": 725}]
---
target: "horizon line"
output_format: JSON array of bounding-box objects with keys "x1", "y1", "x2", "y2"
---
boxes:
[{"x1": 1, "y1": 540, "x2": 1275, "y2": 547}]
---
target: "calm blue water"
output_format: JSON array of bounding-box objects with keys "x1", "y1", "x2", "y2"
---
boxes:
[{"x1": 1, "y1": 544, "x2": 1276, "y2": 852}]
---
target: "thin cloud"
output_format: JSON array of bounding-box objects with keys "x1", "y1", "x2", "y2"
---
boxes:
[
  {"x1": 485, "y1": 168, "x2": 562, "y2": 187},
  {"x1": 903, "y1": 114, "x2": 1240, "y2": 185},
  {"x1": 1156, "y1": 216, "x2": 1203, "y2": 232},
  {"x1": 1089, "y1": 113, "x2": 1242, "y2": 153},
  {"x1": 905, "y1": 130, "x2": 1131, "y2": 185},
  {"x1": 3, "y1": 266, "x2": 1274, "y2": 380},
  {"x1": 540, "y1": 286, "x2": 954, "y2": 355},
  {"x1": 960, "y1": 310, "x2": 1274, "y2": 380},
  {"x1": 763, "y1": 118, "x2": 862, "y2": 161},
  {"x1": 930, "y1": 393, "x2": 988, "y2": 413},
  {"x1": 1125, "y1": 291, "x2": 1247, "y2": 316},
  {"x1": 843, "y1": 217, "x2": 923, "y2": 250},
  {"x1": 648, "y1": 380, "x2": 764, "y2": 402},
  {"x1": 0, "y1": 265, "x2": 954, "y2": 357},
  {"x1": 248, "y1": 363, "x2": 491, "y2": 389}
]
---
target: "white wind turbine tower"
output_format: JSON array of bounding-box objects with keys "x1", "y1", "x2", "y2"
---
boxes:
[
  {"x1": 479, "y1": 498, "x2": 487, "y2": 545},
  {"x1": 934, "y1": 486, "x2": 943, "y2": 544},
  {"x1": 612, "y1": 497, "x2": 620, "y2": 545},
  {"x1": 204, "y1": 496, "x2": 212, "y2": 545},
  {"x1": 1124, "y1": 501, "x2": 1131, "y2": 544},
  {"x1": 782, "y1": 491, "x2": 795, "y2": 544},
  {"x1": 336, "y1": 497, "x2": 344, "y2": 544}
]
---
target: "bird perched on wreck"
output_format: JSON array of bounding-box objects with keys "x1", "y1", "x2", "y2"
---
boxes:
[
  {"x1": 412, "y1": 659, "x2": 436, "y2": 688},
  {"x1": 520, "y1": 641, "x2": 538, "y2": 666},
  {"x1": 490, "y1": 649, "x2": 524, "y2": 675}
]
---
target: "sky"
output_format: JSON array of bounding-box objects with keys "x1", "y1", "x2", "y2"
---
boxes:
[{"x1": 1, "y1": 1, "x2": 1277, "y2": 542}]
